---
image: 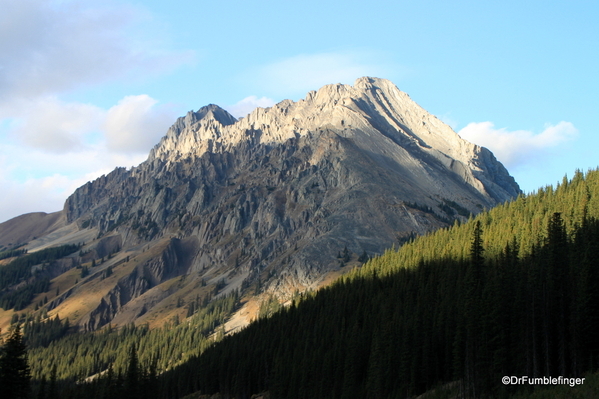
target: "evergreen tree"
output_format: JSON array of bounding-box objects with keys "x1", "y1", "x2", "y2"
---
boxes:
[
  {"x1": 358, "y1": 250, "x2": 369, "y2": 263},
  {"x1": 0, "y1": 324, "x2": 31, "y2": 399},
  {"x1": 545, "y1": 212, "x2": 570, "y2": 375},
  {"x1": 343, "y1": 246, "x2": 351, "y2": 262},
  {"x1": 36, "y1": 375, "x2": 46, "y2": 399},
  {"x1": 20, "y1": 168, "x2": 599, "y2": 398},
  {"x1": 47, "y1": 364, "x2": 58, "y2": 399},
  {"x1": 124, "y1": 345, "x2": 141, "y2": 399},
  {"x1": 463, "y1": 220, "x2": 485, "y2": 397}
]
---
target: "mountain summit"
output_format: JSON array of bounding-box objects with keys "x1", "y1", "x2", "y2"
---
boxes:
[
  {"x1": 0, "y1": 77, "x2": 520, "y2": 331},
  {"x1": 149, "y1": 77, "x2": 517, "y2": 200}
]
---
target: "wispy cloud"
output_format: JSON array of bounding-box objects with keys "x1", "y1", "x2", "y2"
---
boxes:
[
  {"x1": 5, "y1": 97, "x2": 104, "y2": 153},
  {"x1": 104, "y1": 95, "x2": 177, "y2": 152},
  {"x1": 0, "y1": 0, "x2": 191, "y2": 222},
  {"x1": 224, "y1": 96, "x2": 276, "y2": 118},
  {"x1": 0, "y1": 139, "x2": 149, "y2": 222},
  {"x1": 0, "y1": 93, "x2": 176, "y2": 222},
  {"x1": 242, "y1": 51, "x2": 394, "y2": 98},
  {"x1": 0, "y1": 0, "x2": 193, "y2": 103},
  {"x1": 4, "y1": 95, "x2": 177, "y2": 154},
  {"x1": 0, "y1": 167, "x2": 102, "y2": 223},
  {"x1": 458, "y1": 121, "x2": 579, "y2": 168}
]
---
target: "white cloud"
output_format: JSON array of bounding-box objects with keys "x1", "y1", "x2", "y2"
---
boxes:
[
  {"x1": 0, "y1": 0, "x2": 193, "y2": 103},
  {"x1": 104, "y1": 95, "x2": 177, "y2": 152},
  {"x1": 0, "y1": 169, "x2": 101, "y2": 224},
  {"x1": 0, "y1": 174, "x2": 68, "y2": 223},
  {"x1": 224, "y1": 96, "x2": 276, "y2": 118},
  {"x1": 0, "y1": 0, "x2": 191, "y2": 222},
  {"x1": 6, "y1": 96, "x2": 105, "y2": 153},
  {"x1": 0, "y1": 151, "x2": 83, "y2": 222},
  {"x1": 244, "y1": 51, "x2": 393, "y2": 98},
  {"x1": 0, "y1": 140, "x2": 148, "y2": 223},
  {"x1": 458, "y1": 121, "x2": 579, "y2": 168},
  {"x1": 0, "y1": 94, "x2": 175, "y2": 222},
  {"x1": 4, "y1": 95, "x2": 177, "y2": 154}
]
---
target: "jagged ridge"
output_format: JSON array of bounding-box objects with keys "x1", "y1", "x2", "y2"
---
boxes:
[
  {"x1": 148, "y1": 77, "x2": 519, "y2": 201},
  {"x1": 5, "y1": 77, "x2": 521, "y2": 331}
]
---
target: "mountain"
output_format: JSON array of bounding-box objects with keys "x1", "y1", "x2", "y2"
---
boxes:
[
  {"x1": 0, "y1": 77, "x2": 520, "y2": 332},
  {"x1": 24, "y1": 164, "x2": 599, "y2": 399},
  {"x1": 148, "y1": 169, "x2": 599, "y2": 399}
]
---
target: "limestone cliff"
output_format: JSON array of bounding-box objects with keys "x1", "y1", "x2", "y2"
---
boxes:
[{"x1": 2, "y1": 77, "x2": 520, "y2": 330}]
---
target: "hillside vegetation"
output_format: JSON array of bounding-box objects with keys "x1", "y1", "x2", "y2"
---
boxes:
[
  {"x1": 153, "y1": 168, "x2": 599, "y2": 398},
  {"x1": 356, "y1": 169, "x2": 598, "y2": 277},
  {"x1": 6, "y1": 169, "x2": 599, "y2": 398}
]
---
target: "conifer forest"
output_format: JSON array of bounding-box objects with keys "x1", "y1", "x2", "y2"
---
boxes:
[{"x1": 3, "y1": 169, "x2": 599, "y2": 398}]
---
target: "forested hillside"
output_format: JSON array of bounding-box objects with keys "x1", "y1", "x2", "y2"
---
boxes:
[
  {"x1": 4, "y1": 169, "x2": 599, "y2": 398},
  {"x1": 0, "y1": 244, "x2": 81, "y2": 311},
  {"x1": 158, "y1": 220, "x2": 598, "y2": 398},
  {"x1": 355, "y1": 169, "x2": 598, "y2": 277},
  {"x1": 153, "y1": 168, "x2": 599, "y2": 399},
  {"x1": 30, "y1": 292, "x2": 237, "y2": 379}
]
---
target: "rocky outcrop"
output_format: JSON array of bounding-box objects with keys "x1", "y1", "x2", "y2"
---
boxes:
[
  {"x1": 145, "y1": 77, "x2": 519, "y2": 200},
  {"x1": 53, "y1": 77, "x2": 521, "y2": 328},
  {"x1": 81, "y1": 237, "x2": 196, "y2": 330}
]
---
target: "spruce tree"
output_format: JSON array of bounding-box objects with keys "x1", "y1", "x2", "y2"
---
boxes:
[
  {"x1": 36, "y1": 375, "x2": 46, "y2": 399},
  {"x1": 0, "y1": 324, "x2": 31, "y2": 399},
  {"x1": 464, "y1": 220, "x2": 485, "y2": 397},
  {"x1": 47, "y1": 364, "x2": 58, "y2": 399},
  {"x1": 124, "y1": 345, "x2": 140, "y2": 399},
  {"x1": 343, "y1": 246, "x2": 351, "y2": 262}
]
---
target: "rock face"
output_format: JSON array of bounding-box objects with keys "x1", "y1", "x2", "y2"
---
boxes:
[
  {"x1": 80, "y1": 237, "x2": 197, "y2": 331},
  {"x1": 8, "y1": 77, "x2": 520, "y2": 330}
]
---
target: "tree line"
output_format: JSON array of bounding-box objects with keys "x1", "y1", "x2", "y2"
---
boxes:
[
  {"x1": 0, "y1": 244, "x2": 81, "y2": 311},
  {"x1": 151, "y1": 212, "x2": 599, "y2": 398},
  {"x1": 6, "y1": 168, "x2": 599, "y2": 398}
]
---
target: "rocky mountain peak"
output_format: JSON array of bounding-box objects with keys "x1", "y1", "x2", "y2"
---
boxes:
[
  {"x1": 148, "y1": 78, "x2": 499, "y2": 189},
  {"x1": 3, "y1": 77, "x2": 522, "y2": 331},
  {"x1": 148, "y1": 104, "x2": 237, "y2": 161}
]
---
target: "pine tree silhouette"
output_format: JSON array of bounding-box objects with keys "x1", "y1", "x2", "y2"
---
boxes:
[{"x1": 0, "y1": 324, "x2": 31, "y2": 399}]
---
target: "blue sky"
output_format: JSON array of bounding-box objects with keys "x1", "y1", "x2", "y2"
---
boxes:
[{"x1": 1, "y1": 0, "x2": 597, "y2": 222}]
